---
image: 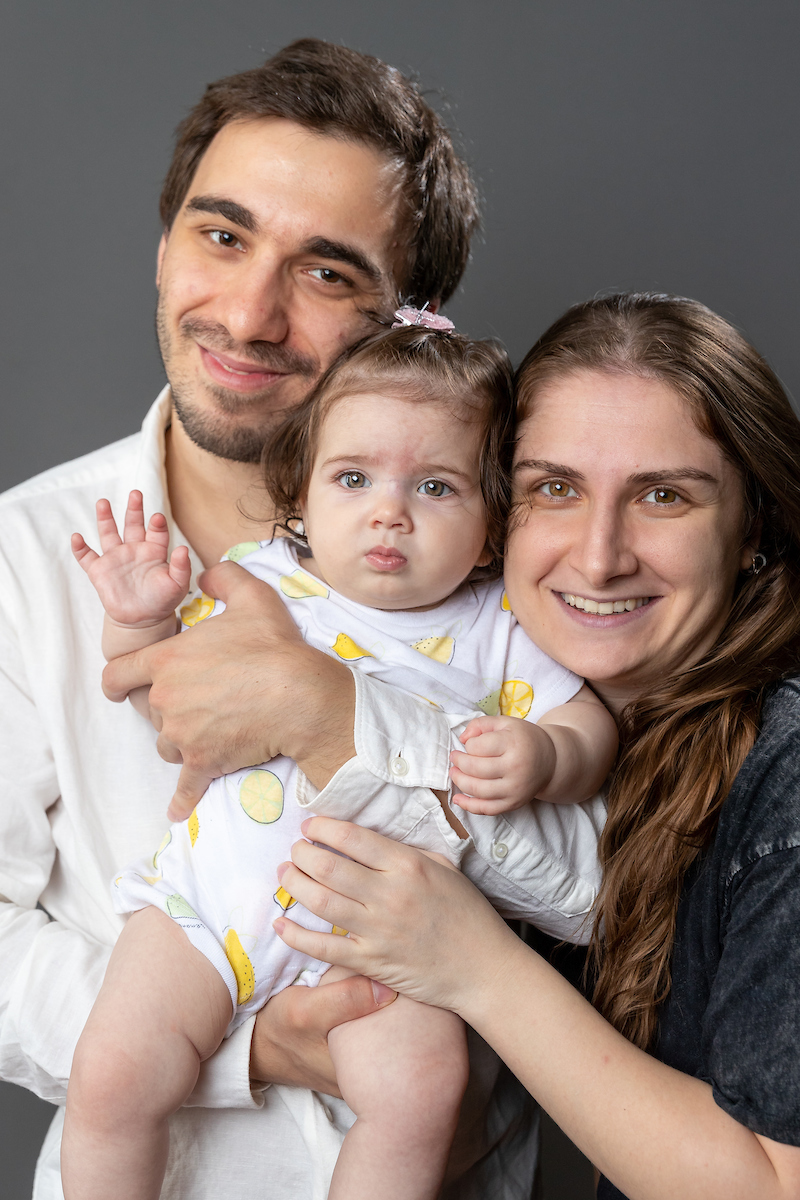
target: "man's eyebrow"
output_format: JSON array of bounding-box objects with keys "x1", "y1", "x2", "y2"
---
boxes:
[
  {"x1": 302, "y1": 237, "x2": 383, "y2": 283},
  {"x1": 184, "y1": 195, "x2": 259, "y2": 234},
  {"x1": 513, "y1": 458, "x2": 585, "y2": 480}
]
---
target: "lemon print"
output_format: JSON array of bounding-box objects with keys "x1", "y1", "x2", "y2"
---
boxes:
[
  {"x1": 224, "y1": 928, "x2": 256, "y2": 1005},
  {"x1": 279, "y1": 570, "x2": 329, "y2": 599},
  {"x1": 499, "y1": 680, "x2": 533, "y2": 719},
  {"x1": 223, "y1": 541, "x2": 261, "y2": 563},
  {"x1": 332, "y1": 632, "x2": 373, "y2": 661},
  {"x1": 166, "y1": 893, "x2": 198, "y2": 920},
  {"x1": 188, "y1": 808, "x2": 199, "y2": 847},
  {"x1": 331, "y1": 925, "x2": 349, "y2": 937},
  {"x1": 501, "y1": 591, "x2": 512, "y2": 612},
  {"x1": 180, "y1": 592, "x2": 215, "y2": 627},
  {"x1": 475, "y1": 680, "x2": 533, "y2": 719},
  {"x1": 143, "y1": 829, "x2": 172, "y2": 883},
  {"x1": 274, "y1": 886, "x2": 297, "y2": 911},
  {"x1": 412, "y1": 636, "x2": 455, "y2": 665},
  {"x1": 239, "y1": 770, "x2": 284, "y2": 824}
]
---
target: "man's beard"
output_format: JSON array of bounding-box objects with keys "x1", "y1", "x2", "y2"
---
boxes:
[{"x1": 156, "y1": 299, "x2": 319, "y2": 463}]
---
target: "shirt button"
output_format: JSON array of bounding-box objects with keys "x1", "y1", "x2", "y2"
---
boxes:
[
  {"x1": 492, "y1": 841, "x2": 508, "y2": 860},
  {"x1": 390, "y1": 756, "x2": 409, "y2": 777}
]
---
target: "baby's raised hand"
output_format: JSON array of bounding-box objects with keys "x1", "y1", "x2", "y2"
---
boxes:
[
  {"x1": 449, "y1": 715, "x2": 557, "y2": 815},
  {"x1": 71, "y1": 491, "x2": 191, "y2": 627}
]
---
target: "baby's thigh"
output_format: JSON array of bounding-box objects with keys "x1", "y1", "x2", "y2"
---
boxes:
[
  {"x1": 326, "y1": 978, "x2": 468, "y2": 1120},
  {"x1": 88, "y1": 905, "x2": 233, "y2": 1063}
]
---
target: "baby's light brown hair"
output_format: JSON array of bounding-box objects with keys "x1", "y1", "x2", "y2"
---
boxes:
[{"x1": 263, "y1": 325, "x2": 515, "y2": 581}]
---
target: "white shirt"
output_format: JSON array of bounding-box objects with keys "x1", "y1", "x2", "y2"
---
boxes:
[{"x1": 0, "y1": 391, "x2": 605, "y2": 1198}]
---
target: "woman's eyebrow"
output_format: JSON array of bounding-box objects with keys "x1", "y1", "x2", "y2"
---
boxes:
[
  {"x1": 627, "y1": 468, "x2": 719, "y2": 485},
  {"x1": 513, "y1": 458, "x2": 584, "y2": 479}
]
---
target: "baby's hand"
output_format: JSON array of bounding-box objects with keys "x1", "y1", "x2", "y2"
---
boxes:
[
  {"x1": 449, "y1": 715, "x2": 556, "y2": 815},
  {"x1": 71, "y1": 491, "x2": 191, "y2": 627}
]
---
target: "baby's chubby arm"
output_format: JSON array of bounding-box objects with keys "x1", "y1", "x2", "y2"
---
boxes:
[
  {"x1": 71, "y1": 490, "x2": 191, "y2": 716},
  {"x1": 450, "y1": 683, "x2": 617, "y2": 814}
]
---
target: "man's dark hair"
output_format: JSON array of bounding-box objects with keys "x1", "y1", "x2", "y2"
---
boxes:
[{"x1": 159, "y1": 38, "x2": 479, "y2": 304}]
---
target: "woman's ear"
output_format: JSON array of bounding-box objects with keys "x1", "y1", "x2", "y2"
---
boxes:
[{"x1": 739, "y1": 518, "x2": 764, "y2": 572}]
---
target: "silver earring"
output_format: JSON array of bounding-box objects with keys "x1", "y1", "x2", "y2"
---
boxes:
[{"x1": 750, "y1": 552, "x2": 767, "y2": 575}]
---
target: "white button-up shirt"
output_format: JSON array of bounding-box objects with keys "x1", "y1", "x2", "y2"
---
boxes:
[{"x1": 0, "y1": 391, "x2": 604, "y2": 1198}]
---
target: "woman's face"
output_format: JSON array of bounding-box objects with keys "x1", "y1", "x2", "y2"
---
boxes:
[{"x1": 505, "y1": 369, "x2": 756, "y2": 713}]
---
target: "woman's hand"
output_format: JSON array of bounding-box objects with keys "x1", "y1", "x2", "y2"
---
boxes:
[
  {"x1": 273, "y1": 816, "x2": 522, "y2": 1015},
  {"x1": 101, "y1": 561, "x2": 356, "y2": 818}
]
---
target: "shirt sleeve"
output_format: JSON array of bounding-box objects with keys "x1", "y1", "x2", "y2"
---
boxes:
[
  {"x1": 704, "y1": 842, "x2": 800, "y2": 1145},
  {"x1": 299, "y1": 670, "x2": 605, "y2": 942},
  {"x1": 0, "y1": 608, "x2": 262, "y2": 1111}
]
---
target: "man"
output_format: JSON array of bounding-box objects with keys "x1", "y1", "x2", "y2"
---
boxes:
[{"x1": 0, "y1": 38, "x2": 554, "y2": 1198}]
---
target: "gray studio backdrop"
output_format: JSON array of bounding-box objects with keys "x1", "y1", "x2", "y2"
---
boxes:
[{"x1": 1, "y1": 1, "x2": 799, "y2": 1197}]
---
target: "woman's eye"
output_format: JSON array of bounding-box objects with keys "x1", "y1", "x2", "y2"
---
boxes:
[
  {"x1": 418, "y1": 479, "x2": 453, "y2": 498},
  {"x1": 539, "y1": 481, "x2": 577, "y2": 499},
  {"x1": 337, "y1": 471, "x2": 370, "y2": 490},
  {"x1": 209, "y1": 229, "x2": 243, "y2": 250},
  {"x1": 643, "y1": 487, "x2": 680, "y2": 505}
]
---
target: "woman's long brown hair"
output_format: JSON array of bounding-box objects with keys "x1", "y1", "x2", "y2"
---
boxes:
[{"x1": 515, "y1": 293, "x2": 800, "y2": 1049}]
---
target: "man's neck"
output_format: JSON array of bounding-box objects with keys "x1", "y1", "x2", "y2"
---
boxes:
[{"x1": 165, "y1": 415, "x2": 278, "y2": 568}]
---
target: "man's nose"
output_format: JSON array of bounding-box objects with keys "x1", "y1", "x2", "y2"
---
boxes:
[
  {"x1": 215, "y1": 258, "x2": 291, "y2": 346},
  {"x1": 569, "y1": 504, "x2": 638, "y2": 588}
]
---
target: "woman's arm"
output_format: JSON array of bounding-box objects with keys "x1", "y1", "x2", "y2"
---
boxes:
[{"x1": 274, "y1": 818, "x2": 800, "y2": 1200}]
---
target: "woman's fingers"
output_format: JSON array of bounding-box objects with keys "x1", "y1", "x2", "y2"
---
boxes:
[
  {"x1": 273, "y1": 916, "x2": 364, "y2": 972},
  {"x1": 298, "y1": 816, "x2": 406, "y2": 872}
]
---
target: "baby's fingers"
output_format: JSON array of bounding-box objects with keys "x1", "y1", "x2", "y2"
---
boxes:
[
  {"x1": 450, "y1": 790, "x2": 513, "y2": 815},
  {"x1": 168, "y1": 544, "x2": 192, "y2": 592},
  {"x1": 122, "y1": 490, "x2": 148, "y2": 543},
  {"x1": 450, "y1": 746, "x2": 505, "y2": 779},
  {"x1": 459, "y1": 715, "x2": 503, "y2": 744},
  {"x1": 449, "y1": 763, "x2": 508, "y2": 799},
  {"x1": 70, "y1": 532, "x2": 99, "y2": 571},
  {"x1": 95, "y1": 498, "x2": 123, "y2": 552}
]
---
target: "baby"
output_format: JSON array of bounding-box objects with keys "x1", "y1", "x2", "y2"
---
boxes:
[{"x1": 64, "y1": 319, "x2": 617, "y2": 1200}]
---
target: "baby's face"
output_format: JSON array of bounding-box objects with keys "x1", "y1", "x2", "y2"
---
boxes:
[{"x1": 300, "y1": 392, "x2": 489, "y2": 610}]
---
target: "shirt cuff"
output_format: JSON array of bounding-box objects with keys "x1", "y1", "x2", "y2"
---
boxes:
[{"x1": 185, "y1": 1016, "x2": 268, "y2": 1109}]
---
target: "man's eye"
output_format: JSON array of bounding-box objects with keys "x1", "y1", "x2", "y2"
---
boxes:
[
  {"x1": 209, "y1": 230, "x2": 243, "y2": 250},
  {"x1": 418, "y1": 479, "x2": 453, "y2": 498},
  {"x1": 309, "y1": 267, "x2": 348, "y2": 285},
  {"x1": 643, "y1": 487, "x2": 680, "y2": 505},
  {"x1": 540, "y1": 481, "x2": 577, "y2": 498},
  {"x1": 337, "y1": 472, "x2": 370, "y2": 489}
]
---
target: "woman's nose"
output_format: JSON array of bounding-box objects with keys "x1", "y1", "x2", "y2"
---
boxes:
[{"x1": 569, "y1": 506, "x2": 638, "y2": 587}]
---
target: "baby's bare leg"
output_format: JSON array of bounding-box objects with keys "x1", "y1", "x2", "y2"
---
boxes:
[
  {"x1": 62, "y1": 906, "x2": 232, "y2": 1200},
  {"x1": 323, "y1": 965, "x2": 469, "y2": 1200}
]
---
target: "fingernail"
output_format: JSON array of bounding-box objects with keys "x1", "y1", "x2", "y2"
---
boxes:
[
  {"x1": 300, "y1": 818, "x2": 312, "y2": 835},
  {"x1": 372, "y1": 981, "x2": 396, "y2": 1006},
  {"x1": 273, "y1": 918, "x2": 285, "y2": 936},
  {"x1": 276, "y1": 862, "x2": 288, "y2": 880}
]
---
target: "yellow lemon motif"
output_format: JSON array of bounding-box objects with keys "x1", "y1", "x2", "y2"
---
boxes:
[
  {"x1": 499, "y1": 679, "x2": 534, "y2": 719},
  {"x1": 331, "y1": 925, "x2": 349, "y2": 937},
  {"x1": 166, "y1": 893, "x2": 198, "y2": 920},
  {"x1": 224, "y1": 928, "x2": 256, "y2": 1005},
  {"x1": 501, "y1": 591, "x2": 512, "y2": 612},
  {"x1": 222, "y1": 541, "x2": 261, "y2": 563},
  {"x1": 239, "y1": 770, "x2": 284, "y2": 824},
  {"x1": 143, "y1": 829, "x2": 172, "y2": 883},
  {"x1": 188, "y1": 808, "x2": 200, "y2": 847},
  {"x1": 180, "y1": 592, "x2": 216, "y2": 627},
  {"x1": 274, "y1": 886, "x2": 297, "y2": 911},
  {"x1": 331, "y1": 632, "x2": 373, "y2": 661},
  {"x1": 411, "y1": 635, "x2": 455, "y2": 664},
  {"x1": 279, "y1": 570, "x2": 329, "y2": 599}
]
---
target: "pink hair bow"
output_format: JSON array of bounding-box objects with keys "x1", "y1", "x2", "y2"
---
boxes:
[{"x1": 391, "y1": 305, "x2": 456, "y2": 332}]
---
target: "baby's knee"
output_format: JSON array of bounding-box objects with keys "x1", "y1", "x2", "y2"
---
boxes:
[{"x1": 68, "y1": 1029, "x2": 152, "y2": 1132}]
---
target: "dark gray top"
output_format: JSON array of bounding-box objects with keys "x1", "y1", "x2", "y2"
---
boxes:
[{"x1": 599, "y1": 678, "x2": 800, "y2": 1200}]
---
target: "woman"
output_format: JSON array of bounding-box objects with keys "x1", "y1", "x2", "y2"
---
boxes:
[{"x1": 273, "y1": 293, "x2": 800, "y2": 1199}]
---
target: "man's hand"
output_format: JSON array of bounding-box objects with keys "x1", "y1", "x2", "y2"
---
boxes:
[
  {"x1": 102, "y1": 560, "x2": 356, "y2": 819},
  {"x1": 250, "y1": 972, "x2": 396, "y2": 1093}
]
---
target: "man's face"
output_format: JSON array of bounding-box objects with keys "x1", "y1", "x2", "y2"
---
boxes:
[{"x1": 156, "y1": 117, "x2": 405, "y2": 462}]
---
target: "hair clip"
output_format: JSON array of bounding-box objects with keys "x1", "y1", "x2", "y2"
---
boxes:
[{"x1": 391, "y1": 304, "x2": 456, "y2": 333}]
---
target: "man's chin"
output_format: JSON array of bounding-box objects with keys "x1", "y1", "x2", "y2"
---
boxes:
[{"x1": 172, "y1": 397, "x2": 284, "y2": 464}]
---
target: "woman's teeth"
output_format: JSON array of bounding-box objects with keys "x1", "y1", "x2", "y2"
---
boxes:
[{"x1": 560, "y1": 594, "x2": 650, "y2": 614}]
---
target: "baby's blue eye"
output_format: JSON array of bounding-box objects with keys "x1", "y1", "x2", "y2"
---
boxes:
[
  {"x1": 338, "y1": 472, "x2": 370, "y2": 489},
  {"x1": 419, "y1": 479, "x2": 452, "y2": 497}
]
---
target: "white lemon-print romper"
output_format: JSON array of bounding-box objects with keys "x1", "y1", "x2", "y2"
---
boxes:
[{"x1": 112, "y1": 539, "x2": 582, "y2": 1030}]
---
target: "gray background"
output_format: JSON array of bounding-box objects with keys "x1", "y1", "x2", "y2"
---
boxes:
[{"x1": 1, "y1": 1, "x2": 799, "y2": 1195}]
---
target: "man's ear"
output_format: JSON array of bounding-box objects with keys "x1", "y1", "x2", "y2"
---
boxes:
[
  {"x1": 428, "y1": 298, "x2": 442, "y2": 314},
  {"x1": 156, "y1": 231, "x2": 168, "y2": 289}
]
